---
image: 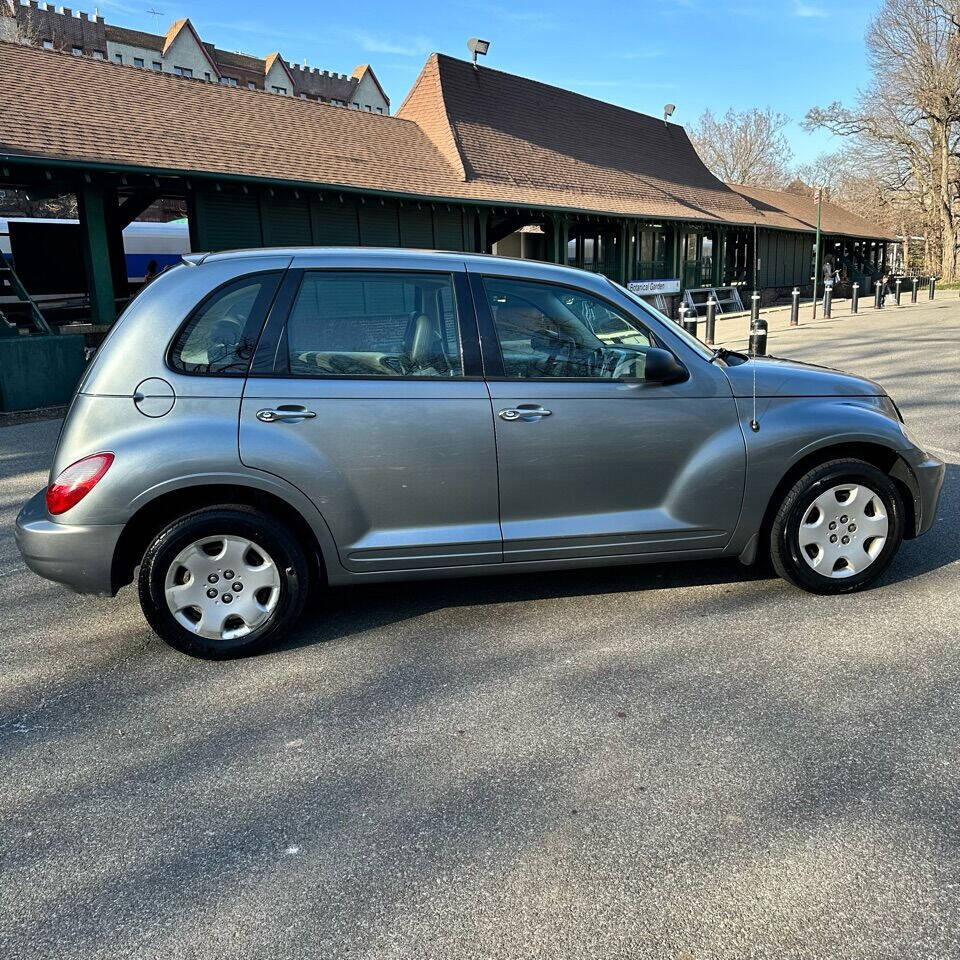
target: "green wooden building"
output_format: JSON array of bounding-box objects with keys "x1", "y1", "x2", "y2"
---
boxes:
[{"x1": 0, "y1": 41, "x2": 893, "y2": 333}]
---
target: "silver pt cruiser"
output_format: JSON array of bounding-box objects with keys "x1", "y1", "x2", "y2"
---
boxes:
[{"x1": 16, "y1": 249, "x2": 944, "y2": 658}]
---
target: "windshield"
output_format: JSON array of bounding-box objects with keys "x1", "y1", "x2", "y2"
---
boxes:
[{"x1": 608, "y1": 279, "x2": 716, "y2": 361}]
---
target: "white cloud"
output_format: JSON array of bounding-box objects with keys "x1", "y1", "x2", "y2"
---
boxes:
[
  {"x1": 574, "y1": 80, "x2": 623, "y2": 89},
  {"x1": 351, "y1": 31, "x2": 433, "y2": 57},
  {"x1": 793, "y1": 1, "x2": 828, "y2": 16}
]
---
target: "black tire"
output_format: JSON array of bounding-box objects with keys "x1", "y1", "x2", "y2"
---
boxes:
[
  {"x1": 770, "y1": 458, "x2": 904, "y2": 594},
  {"x1": 138, "y1": 505, "x2": 310, "y2": 659}
]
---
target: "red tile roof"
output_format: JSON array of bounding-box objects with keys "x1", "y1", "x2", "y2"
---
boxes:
[
  {"x1": 0, "y1": 42, "x2": 890, "y2": 238},
  {"x1": 0, "y1": 43, "x2": 457, "y2": 196},
  {"x1": 728, "y1": 182, "x2": 895, "y2": 241},
  {"x1": 399, "y1": 54, "x2": 761, "y2": 224}
]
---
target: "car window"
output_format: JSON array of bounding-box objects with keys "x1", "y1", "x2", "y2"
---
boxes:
[
  {"x1": 482, "y1": 277, "x2": 655, "y2": 380},
  {"x1": 285, "y1": 271, "x2": 464, "y2": 378},
  {"x1": 611, "y1": 279, "x2": 716, "y2": 361},
  {"x1": 169, "y1": 272, "x2": 281, "y2": 375}
]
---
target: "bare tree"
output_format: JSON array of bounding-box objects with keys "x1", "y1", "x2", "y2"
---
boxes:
[
  {"x1": 796, "y1": 147, "x2": 936, "y2": 272},
  {"x1": 2, "y1": 0, "x2": 45, "y2": 46},
  {"x1": 688, "y1": 107, "x2": 794, "y2": 187},
  {"x1": 806, "y1": 0, "x2": 960, "y2": 280},
  {"x1": 0, "y1": 188, "x2": 78, "y2": 219}
]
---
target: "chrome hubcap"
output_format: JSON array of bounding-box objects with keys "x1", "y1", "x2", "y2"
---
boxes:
[
  {"x1": 164, "y1": 535, "x2": 281, "y2": 641},
  {"x1": 798, "y1": 483, "x2": 889, "y2": 579}
]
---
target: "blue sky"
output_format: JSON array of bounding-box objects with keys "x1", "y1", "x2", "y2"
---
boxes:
[{"x1": 99, "y1": 0, "x2": 877, "y2": 166}]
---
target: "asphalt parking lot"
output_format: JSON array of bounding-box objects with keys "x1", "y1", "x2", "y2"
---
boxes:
[{"x1": 2, "y1": 299, "x2": 959, "y2": 960}]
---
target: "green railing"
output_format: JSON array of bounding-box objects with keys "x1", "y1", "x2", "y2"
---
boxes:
[
  {"x1": 633, "y1": 260, "x2": 669, "y2": 281},
  {"x1": 682, "y1": 258, "x2": 713, "y2": 289}
]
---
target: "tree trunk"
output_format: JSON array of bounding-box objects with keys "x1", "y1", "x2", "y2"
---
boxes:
[{"x1": 938, "y1": 127, "x2": 956, "y2": 281}]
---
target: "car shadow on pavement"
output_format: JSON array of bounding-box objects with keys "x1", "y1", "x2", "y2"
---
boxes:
[
  {"x1": 277, "y1": 463, "x2": 960, "y2": 656},
  {"x1": 276, "y1": 556, "x2": 772, "y2": 655}
]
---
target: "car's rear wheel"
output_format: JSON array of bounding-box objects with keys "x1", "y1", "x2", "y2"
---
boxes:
[
  {"x1": 770, "y1": 458, "x2": 905, "y2": 594},
  {"x1": 138, "y1": 506, "x2": 309, "y2": 658}
]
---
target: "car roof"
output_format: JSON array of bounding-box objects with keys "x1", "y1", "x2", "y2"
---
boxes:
[{"x1": 187, "y1": 246, "x2": 614, "y2": 291}]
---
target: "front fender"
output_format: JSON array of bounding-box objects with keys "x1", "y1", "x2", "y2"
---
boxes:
[{"x1": 729, "y1": 395, "x2": 920, "y2": 554}]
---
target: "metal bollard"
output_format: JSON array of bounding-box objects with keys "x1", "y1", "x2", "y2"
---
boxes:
[
  {"x1": 851, "y1": 283, "x2": 859, "y2": 314},
  {"x1": 750, "y1": 290, "x2": 760, "y2": 323},
  {"x1": 677, "y1": 302, "x2": 688, "y2": 328},
  {"x1": 704, "y1": 297, "x2": 717, "y2": 345},
  {"x1": 823, "y1": 284, "x2": 832, "y2": 318},
  {"x1": 789, "y1": 287, "x2": 800, "y2": 326},
  {"x1": 874, "y1": 281, "x2": 883, "y2": 309},
  {"x1": 912, "y1": 277, "x2": 918, "y2": 303},
  {"x1": 929, "y1": 276, "x2": 937, "y2": 300},
  {"x1": 895, "y1": 278, "x2": 902, "y2": 306},
  {"x1": 748, "y1": 316, "x2": 768, "y2": 356},
  {"x1": 682, "y1": 311, "x2": 698, "y2": 337}
]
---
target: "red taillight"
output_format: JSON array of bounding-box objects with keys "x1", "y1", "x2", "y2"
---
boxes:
[{"x1": 46, "y1": 452, "x2": 114, "y2": 516}]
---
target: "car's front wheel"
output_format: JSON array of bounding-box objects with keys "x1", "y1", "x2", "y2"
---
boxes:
[
  {"x1": 770, "y1": 458, "x2": 905, "y2": 594},
  {"x1": 138, "y1": 506, "x2": 310, "y2": 658}
]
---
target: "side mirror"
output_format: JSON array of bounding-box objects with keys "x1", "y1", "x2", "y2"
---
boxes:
[{"x1": 643, "y1": 347, "x2": 687, "y2": 384}]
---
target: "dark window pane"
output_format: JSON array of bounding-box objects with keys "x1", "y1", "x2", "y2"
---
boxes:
[
  {"x1": 483, "y1": 277, "x2": 653, "y2": 380},
  {"x1": 169, "y1": 273, "x2": 280, "y2": 375},
  {"x1": 286, "y1": 271, "x2": 463, "y2": 378}
]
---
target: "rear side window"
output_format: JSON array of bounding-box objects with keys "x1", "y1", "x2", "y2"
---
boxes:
[
  {"x1": 169, "y1": 272, "x2": 281, "y2": 375},
  {"x1": 284, "y1": 271, "x2": 464, "y2": 377}
]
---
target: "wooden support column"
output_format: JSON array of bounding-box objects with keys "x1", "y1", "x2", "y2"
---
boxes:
[
  {"x1": 477, "y1": 209, "x2": 488, "y2": 254},
  {"x1": 617, "y1": 220, "x2": 628, "y2": 286},
  {"x1": 103, "y1": 189, "x2": 129, "y2": 299},
  {"x1": 712, "y1": 227, "x2": 724, "y2": 286},
  {"x1": 77, "y1": 179, "x2": 116, "y2": 326},
  {"x1": 669, "y1": 223, "x2": 681, "y2": 280},
  {"x1": 185, "y1": 184, "x2": 208, "y2": 252}
]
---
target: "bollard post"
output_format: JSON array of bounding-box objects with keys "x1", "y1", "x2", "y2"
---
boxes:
[
  {"x1": 851, "y1": 283, "x2": 859, "y2": 314},
  {"x1": 895, "y1": 278, "x2": 902, "y2": 306},
  {"x1": 750, "y1": 290, "x2": 760, "y2": 323},
  {"x1": 929, "y1": 276, "x2": 937, "y2": 300},
  {"x1": 677, "y1": 302, "x2": 688, "y2": 328},
  {"x1": 748, "y1": 316, "x2": 768, "y2": 356},
  {"x1": 682, "y1": 311, "x2": 698, "y2": 338},
  {"x1": 823, "y1": 284, "x2": 832, "y2": 318},
  {"x1": 704, "y1": 297, "x2": 717, "y2": 345},
  {"x1": 874, "y1": 280, "x2": 883, "y2": 309},
  {"x1": 789, "y1": 287, "x2": 800, "y2": 326},
  {"x1": 912, "y1": 277, "x2": 918, "y2": 303}
]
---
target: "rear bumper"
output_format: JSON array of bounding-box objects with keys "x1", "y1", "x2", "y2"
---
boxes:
[{"x1": 14, "y1": 489, "x2": 124, "y2": 596}]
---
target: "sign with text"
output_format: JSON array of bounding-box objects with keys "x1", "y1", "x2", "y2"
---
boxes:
[{"x1": 628, "y1": 278, "x2": 681, "y2": 295}]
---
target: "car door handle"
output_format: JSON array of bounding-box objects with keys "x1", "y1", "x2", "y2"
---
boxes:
[
  {"x1": 498, "y1": 405, "x2": 553, "y2": 422},
  {"x1": 256, "y1": 406, "x2": 317, "y2": 423}
]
